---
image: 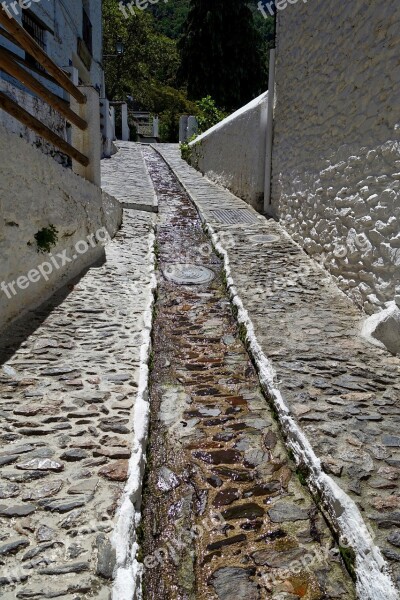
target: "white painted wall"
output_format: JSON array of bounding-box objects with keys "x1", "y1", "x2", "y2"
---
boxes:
[
  {"x1": 0, "y1": 1, "x2": 104, "y2": 157},
  {"x1": 0, "y1": 123, "x2": 122, "y2": 330},
  {"x1": 189, "y1": 92, "x2": 269, "y2": 211},
  {"x1": 271, "y1": 0, "x2": 400, "y2": 314}
]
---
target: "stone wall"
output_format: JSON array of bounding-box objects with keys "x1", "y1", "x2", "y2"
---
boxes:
[
  {"x1": 271, "y1": 0, "x2": 400, "y2": 314},
  {"x1": 189, "y1": 92, "x2": 269, "y2": 211},
  {"x1": 0, "y1": 123, "x2": 122, "y2": 330}
]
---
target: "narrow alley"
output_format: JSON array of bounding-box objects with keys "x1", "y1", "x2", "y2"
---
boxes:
[{"x1": 1, "y1": 144, "x2": 399, "y2": 600}]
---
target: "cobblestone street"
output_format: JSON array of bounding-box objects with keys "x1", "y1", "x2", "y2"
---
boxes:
[{"x1": 0, "y1": 143, "x2": 399, "y2": 600}]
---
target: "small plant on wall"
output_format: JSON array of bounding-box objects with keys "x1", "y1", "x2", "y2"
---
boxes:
[{"x1": 33, "y1": 225, "x2": 59, "y2": 254}]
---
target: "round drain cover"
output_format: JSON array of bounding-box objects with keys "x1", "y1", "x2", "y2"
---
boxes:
[
  {"x1": 250, "y1": 233, "x2": 280, "y2": 244},
  {"x1": 163, "y1": 264, "x2": 215, "y2": 285}
]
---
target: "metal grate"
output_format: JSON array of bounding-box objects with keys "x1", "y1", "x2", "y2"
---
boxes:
[
  {"x1": 210, "y1": 209, "x2": 260, "y2": 225},
  {"x1": 163, "y1": 264, "x2": 215, "y2": 285},
  {"x1": 22, "y1": 12, "x2": 46, "y2": 71}
]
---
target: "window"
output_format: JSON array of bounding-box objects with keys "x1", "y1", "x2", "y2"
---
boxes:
[
  {"x1": 22, "y1": 12, "x2": 46, "y2": 70},
  {"x1": 82, "y1": 8, "x2": 93, "y2": 55}
]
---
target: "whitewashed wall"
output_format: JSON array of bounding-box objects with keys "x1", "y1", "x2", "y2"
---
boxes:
[
  {"x1": 189, "y1": 92, "x2": 269, "y2": 211},
  {"x1": 271, "y1": 0, "x2": 400, "y2": 314},
  {"x1": 0, "y1": 123, "x2": 122, "y2": 330},
  {"x1": 0, "y1": 1, "x2": 104, "y2": 155}
]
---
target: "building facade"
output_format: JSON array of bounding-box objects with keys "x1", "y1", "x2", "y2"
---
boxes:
[{"x1": 0, "y1": 0, "x2": 107, "y2": 160}]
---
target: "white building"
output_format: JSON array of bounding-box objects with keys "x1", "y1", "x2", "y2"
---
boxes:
[{"x1": 0, "y1": 0, "x2": 110, "y2": 160}]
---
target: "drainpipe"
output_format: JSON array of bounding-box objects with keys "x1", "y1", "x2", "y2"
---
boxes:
[{"x1": 264, "y1": 46, "x2": 276, "y2": 215}]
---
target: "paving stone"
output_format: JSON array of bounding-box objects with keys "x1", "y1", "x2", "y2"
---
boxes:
[
  {"x1": 0, "y1": 193, "x2": 155, "y2": 598},
  {"x1": 22, "y1": 480, "x2": 63, "y2": 500},
  {"x1": 59, "y1": 449, "x2": 88, "y2": 461},
  {"x1": 0, "y1": 503, "x2": 36, "y2": 517},
  {"x1": 96, "y1": 534, "x2": 116, "y2": 579},
  {"x1": 0, "y1": 538, "x2": 29, "y2": 555},
  {"x1": 98, "y1": 460, "x2": 129, "y2": 482},
  {"x1": 268, "y1": 502, "x2": 310, "y2": 523},
  {"x1": 209, "y1": 567, "x2": 259, "y2": 600},
  {"x1": 16, "y1": 458, "x2": 64, "y2": 472},
  {"x1": 38, "y1": 562, "x2": 90, "y2": 575},
  {"x1": 252, "y1": 546, "x2": 305, "y2": 567}
]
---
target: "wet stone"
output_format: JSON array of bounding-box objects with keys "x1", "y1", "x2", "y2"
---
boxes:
[
  {"x1": 222, "y1": 502, "x2": 264, "y2": 521},
  {"x1": 212, "y1": 466, "x2": 254, "y2": 482},
  {"x1": 207, "y1": 534, "x2": 247, "y2": 551},
  {"x1": 243, "y1": 481, "x2": 281, "y2": 497},
  {"x1": 388, "y1": 531, "x2": 400, "y2": 548},
  {"x1": 382, "y1": 548, "x2": 400, "y2": 562},
  {"x1": 268, "y1": 502, "x2": 310, "y2": 523},
  {"x1": 157, "y1": 467, "x2": 180, "y2": 492},
  {"x1": 209, "y1": 567, "x2": 258, "y2": 600},
  {"x1": 207, "y1": 475, "x2": 223, "y2": 488},
  {"x1": 252, "y1": 546, "x2": 305, "y2": 567},
  {"x1": 211, "y1": 487, "x2": 239, "y2": 507},
  {"x1": 193, "y1": 449, "x2": 242, "y2": 465}
]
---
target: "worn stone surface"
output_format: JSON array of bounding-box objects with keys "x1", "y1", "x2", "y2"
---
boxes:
[
  {"x1": 156, "y1": 143, "x2": 400, "y2": 593},
  {"x1": 101, "y1": 142, "x2": 158, "y2": 212},
  {"x1": 141, "y1": 147, "x2": 355, "y2": 599},
  {"x1": 0, "y1": 207, "x2": 155, "y2": 598}
]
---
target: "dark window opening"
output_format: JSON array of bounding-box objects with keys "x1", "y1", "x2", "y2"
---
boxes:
[
  {"x1": 22, "y1": 11, "x2": 46, "y2": 70},
  {"x1": 82, "y1": 8, "x2": 93, "y2": 55}
]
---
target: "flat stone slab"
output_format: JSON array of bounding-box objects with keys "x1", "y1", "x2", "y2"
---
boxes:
[
  {"x1": 155, "y1": 143, "x2": 400, "y2": 597},
  {"x1": 0, "y1": 210, "x2": 155, "y2": 599},
  {"x1": 101, "y1": 142, "x2": 158, "y2": 213}
]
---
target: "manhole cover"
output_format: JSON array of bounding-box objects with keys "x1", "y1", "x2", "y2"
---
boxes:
[
  {"x1": 210, "y1": 209, "x2": 261, "y2": 225},
  {"x1": 163, "y1": 264, "x2": 215, "y2": 285},
  {"x1": 250, "y1": 233, "x2": 281, "y2": 244}
]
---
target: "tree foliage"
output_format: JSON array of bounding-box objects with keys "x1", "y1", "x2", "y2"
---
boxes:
[
  {"x1": 178, "y1": 0, "x2": 266, "y2": 111},
  {"x1": 102, "y1": 0, "x2": 196, "y2": 141}
]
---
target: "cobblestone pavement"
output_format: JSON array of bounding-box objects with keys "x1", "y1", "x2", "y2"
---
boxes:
[
  {"x1": 101, "y1": 143, "x2": 158, "y2": 213},
  {"x1": 140, "y1": 147, "x2": 355, "y2": 600},
  {"x1": 155, "y1": 144, "x2": 400, "y2": 599},
  {"x1": 0, "y1": 210, "x2": 155, "y2": 599}
]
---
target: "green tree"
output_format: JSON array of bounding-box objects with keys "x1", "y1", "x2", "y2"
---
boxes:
[
  {"x1": 102, "y1": 0, "x2": 195, "y2": 141},
  {"x1": 178, "y1": 0, "x2": 266, "y2": 111}
]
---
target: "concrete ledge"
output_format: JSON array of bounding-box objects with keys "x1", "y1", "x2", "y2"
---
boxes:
[{"x1": 101, "y1": 143, "x2": 158, "y2": 214}]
